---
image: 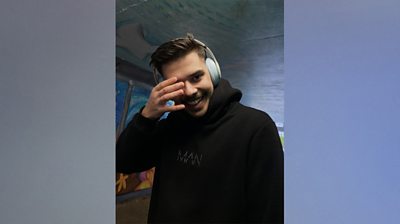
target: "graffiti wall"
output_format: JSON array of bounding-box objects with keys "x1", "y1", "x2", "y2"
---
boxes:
[{"x1": 116, "y1": 79, "x2": 154, "y2": 198}]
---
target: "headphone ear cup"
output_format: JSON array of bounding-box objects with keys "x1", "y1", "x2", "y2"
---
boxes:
[{"x1": 206, "y1": 58, "x2": 221, "y2": 86}]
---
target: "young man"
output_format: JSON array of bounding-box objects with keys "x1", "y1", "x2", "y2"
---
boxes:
[{"x1": 116, "y1": 34, "x2": 283, "y2": 223}]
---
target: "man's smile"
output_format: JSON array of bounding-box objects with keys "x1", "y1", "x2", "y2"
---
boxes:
[{"x1": 185, "y1": 95, "x2": 203, "y2": 106}]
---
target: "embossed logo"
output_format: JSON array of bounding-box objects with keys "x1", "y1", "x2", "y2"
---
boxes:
[{"x1": 176, "y1": 150, "x2": 203, "y2": 167}]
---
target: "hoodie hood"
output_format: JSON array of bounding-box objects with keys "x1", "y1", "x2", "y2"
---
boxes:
[{"x1": 169, "y1": 78, "x2": 242, "y2": 124}]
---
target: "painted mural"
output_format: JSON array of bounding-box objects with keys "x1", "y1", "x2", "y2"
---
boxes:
[
  {"x1": 116, "y1": 79, "x2": 155, "y2": 197},
  {"x1": 116, "y1": 80, "x2": 128, "y2": 128}
]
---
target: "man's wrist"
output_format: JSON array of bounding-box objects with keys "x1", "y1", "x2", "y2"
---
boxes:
[{"x1": 141, "y1": 106, "x2": 159, "y2": 120}]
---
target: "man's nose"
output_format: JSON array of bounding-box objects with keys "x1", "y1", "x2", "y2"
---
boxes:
[{"x1": 183, "y1": 82, "x2": 197, "y2": 96}]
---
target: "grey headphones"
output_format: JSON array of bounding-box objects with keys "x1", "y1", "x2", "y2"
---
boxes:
[{"x1": 152, "y1": 38, "x2": 221, "y2": 86}]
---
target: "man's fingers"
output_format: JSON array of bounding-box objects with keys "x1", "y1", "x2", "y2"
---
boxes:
[
  {"x1": 147, "y1": 77, "x2": 186, "y2": 118},
  {"x1": 159, "y1": 89, "x2": 184, "y2": 103},
  {"x1": 158, "y1": 81, "x2": 184, "y2": 97},
  {"x1": 170, "y1": 104, "x2": 185, "y2": 111},
  {"x1": 161, "y1": 104, "x2": 185, "y2": 112},
  {"x1": 154, "y1": 77, "x2": 178, "y2": 91}
]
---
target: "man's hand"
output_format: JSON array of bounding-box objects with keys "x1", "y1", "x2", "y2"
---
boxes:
[{"x1": 141, "y1": 77, "x2": 185, "y2": 120}]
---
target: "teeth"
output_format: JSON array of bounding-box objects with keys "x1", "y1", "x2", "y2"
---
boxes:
[{"x1": 186, "y1": 97, "x2": 202, "y2": 105}]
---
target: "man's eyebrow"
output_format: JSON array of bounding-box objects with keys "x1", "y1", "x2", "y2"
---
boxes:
[
  {"x1": 177, "y1": 70, "x2": 205, "y2": 82},
  {"x1": 188, "y1": 70, "x2": 204, "y2": 77}
]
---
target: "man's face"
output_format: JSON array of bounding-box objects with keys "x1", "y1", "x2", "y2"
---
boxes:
[{"x1": 162, "y1": 51, "x2": 214, "y2": 118}]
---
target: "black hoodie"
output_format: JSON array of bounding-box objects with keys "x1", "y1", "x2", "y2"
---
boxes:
[{"x1": 117, "y1": 79, "x2": 283, "y2": 223}]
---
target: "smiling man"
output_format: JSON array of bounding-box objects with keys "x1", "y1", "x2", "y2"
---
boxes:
[
  {"x1": 143, "y1": 50, "x2": 214, "y2": 119},
  {"x1": 116, "y1": 34, "x2": 283, "y2": 223}
]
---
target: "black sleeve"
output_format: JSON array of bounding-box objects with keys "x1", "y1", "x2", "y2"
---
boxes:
[
  {"x1": 116, "y1": 111, "x2": 162, "y2": 174},
  {"x1": 246, "y1": 121, "x2": 284, "y2": 223}
]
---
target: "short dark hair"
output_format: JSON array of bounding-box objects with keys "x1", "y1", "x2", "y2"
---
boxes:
[{"x1": 150, "y1": 33, "x2": 206, "y2": 75}]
